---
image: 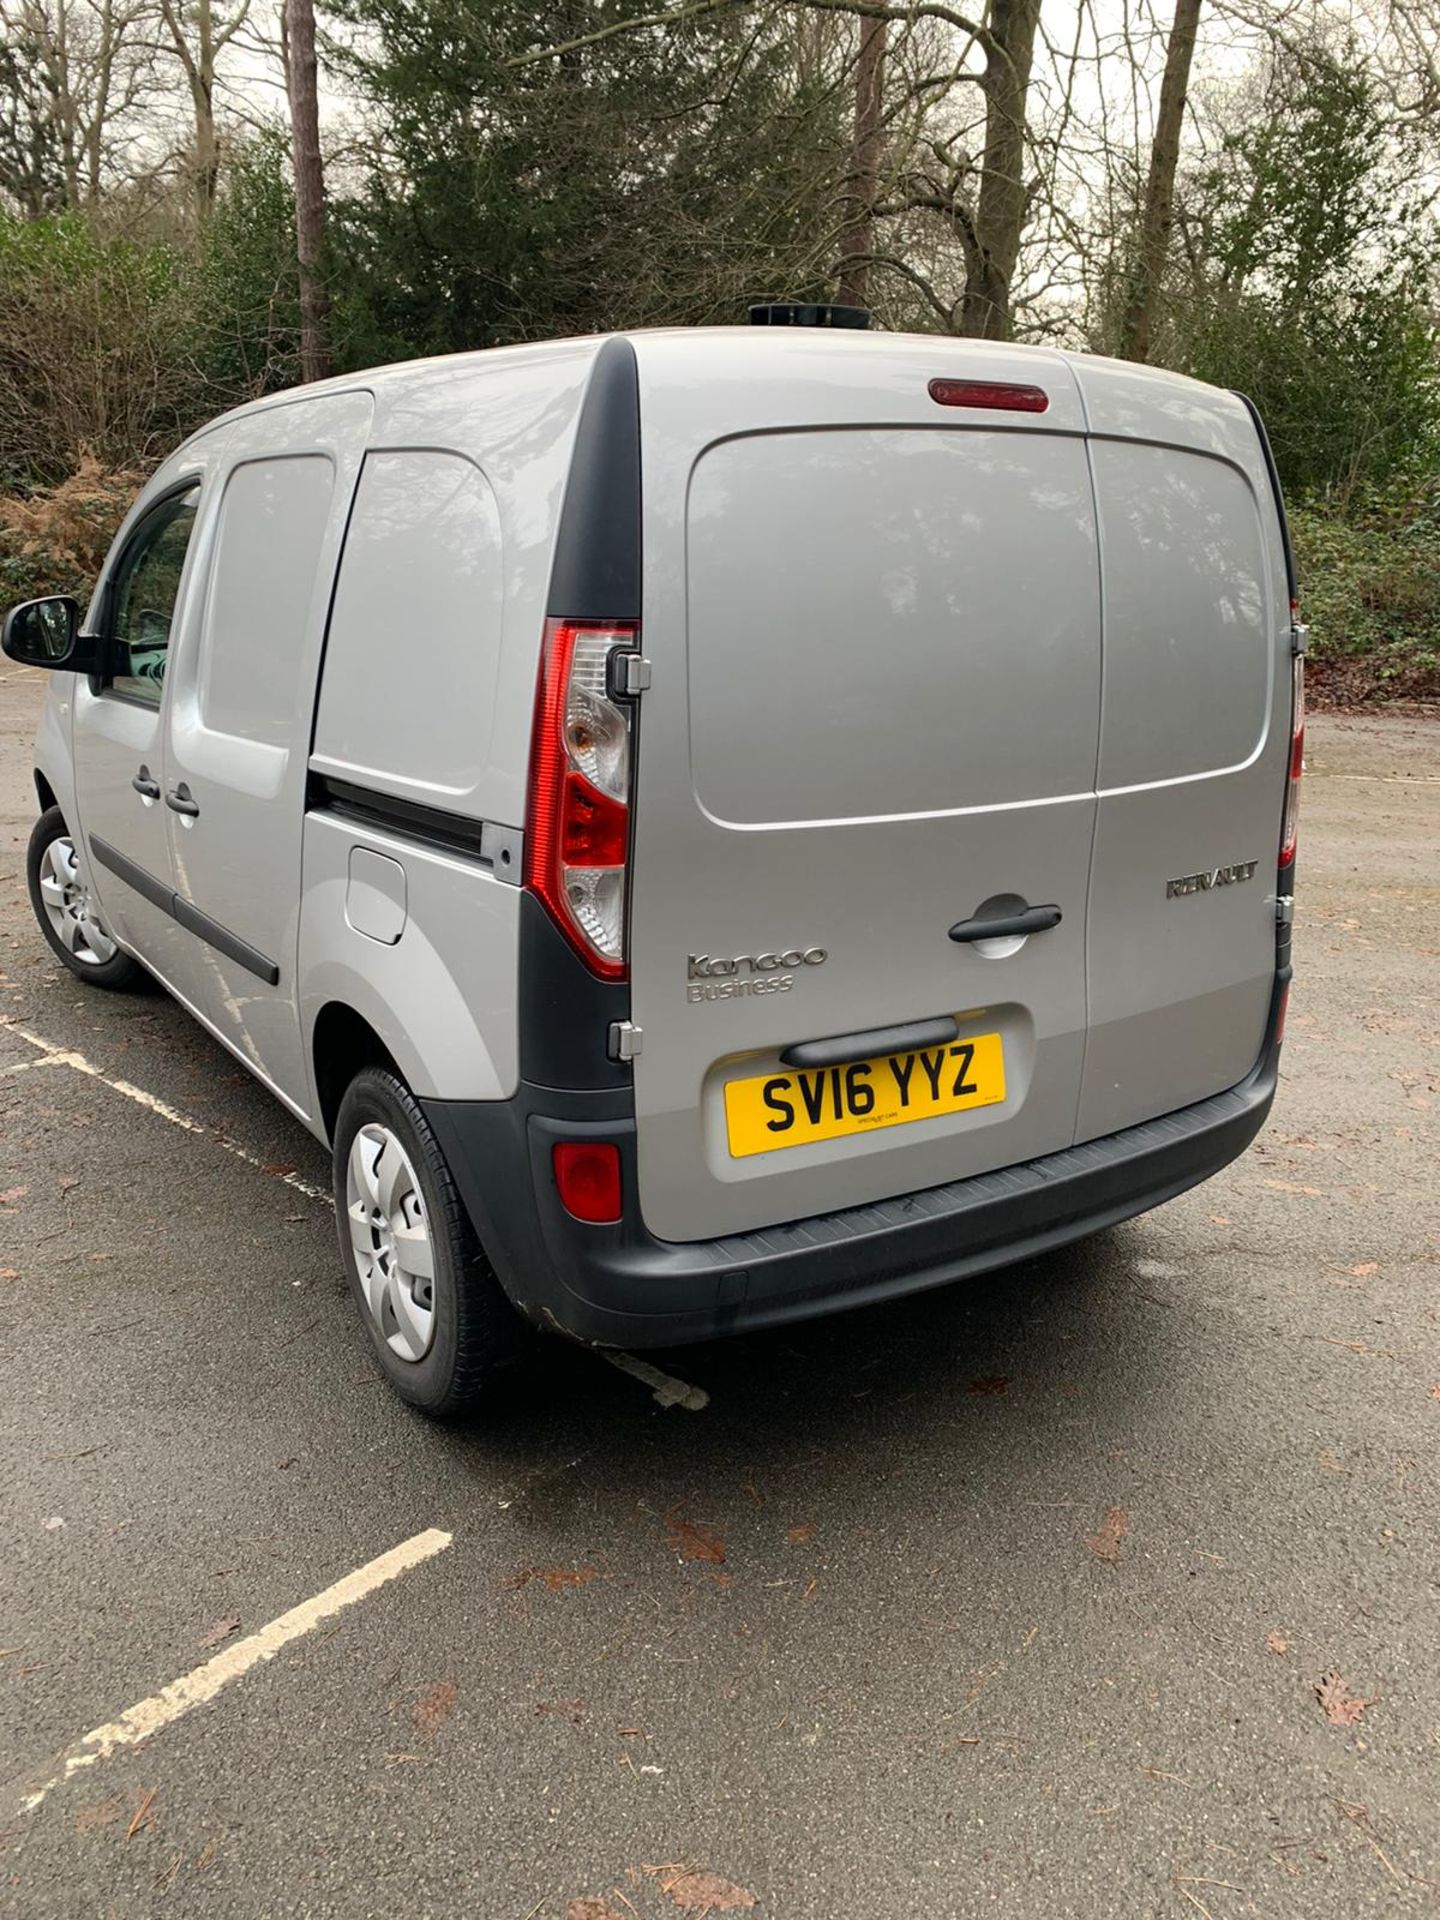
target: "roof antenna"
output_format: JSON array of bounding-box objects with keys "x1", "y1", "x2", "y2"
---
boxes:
[{"x1": 748, "y1": 302, "x2": 872, "y2": 329}]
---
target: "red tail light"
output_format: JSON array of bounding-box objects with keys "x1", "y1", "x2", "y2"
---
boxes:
[
  {"x1": 525, "y1": 619, "x2": 638, "y2": 979},
  {"x1": 553, "y1": 1141, "x2": 622, "y2": 1223},
  {"x1": 1280, "y1": 611, "x2": 1305, "y2": 869}
]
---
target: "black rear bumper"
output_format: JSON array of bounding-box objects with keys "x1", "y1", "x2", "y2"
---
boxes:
[{"x1": 421, "y1": 978, "x2": 1285, "y2": 1350}]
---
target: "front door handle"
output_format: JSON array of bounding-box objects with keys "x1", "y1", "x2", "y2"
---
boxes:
[
  {"x1": 165, "y1": 781, "x2": 200, "y2": 818},
  {"x1": 949, "y1": 904, "x2": 1062, "y2": 943},
  {"x1": 131, "y1": 765, "x2": 160, "y2": 800}
]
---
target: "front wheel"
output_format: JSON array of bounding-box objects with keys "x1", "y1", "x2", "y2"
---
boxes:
[
  {"x1": 26, "y1": 807, "x2": 142, "y2": 990},
  {"x1": 332, "y1": 1065, "x2": 527, "y2": 1416}
]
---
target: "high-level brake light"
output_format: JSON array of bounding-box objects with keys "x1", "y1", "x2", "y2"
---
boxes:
[{"x1": 928, "y1": 379, "x2": 1049, "y2": 413}]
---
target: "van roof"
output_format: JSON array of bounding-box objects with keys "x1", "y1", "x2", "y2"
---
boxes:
[{"x1": 184, "y1": 325, "x2": 1237, "y2": 444}]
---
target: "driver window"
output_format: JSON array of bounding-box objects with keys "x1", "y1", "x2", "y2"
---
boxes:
[{"x1": 108, "y1": 487, "x2": 199, "y2": 704}]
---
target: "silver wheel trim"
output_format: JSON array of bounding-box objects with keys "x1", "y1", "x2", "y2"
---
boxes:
[
  {"x1": 38, "y1": 836, "x2": 117, "y2": 966},
  {"x1": 345, "y1": 1123, "x2": 437, "y2": 1363}
]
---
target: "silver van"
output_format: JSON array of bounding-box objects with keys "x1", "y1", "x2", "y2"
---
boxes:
[{"x1": 4, "y1": 323, "x2": 1302, "y2": 1414}]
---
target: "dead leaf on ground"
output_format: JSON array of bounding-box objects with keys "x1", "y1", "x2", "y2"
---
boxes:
[
  {"x1": 1085, "y1": 1506, "x2": 1129, "y2": 1565},
  {"x1": 75, "y1": 1797, "x2": 124, "y2": 1833},
  {"x1": 1267, "y1": 1631, "x2": 1289, "y2": 1656},
  {"x1": 196, "y1": 1837, "x2": 222, "y2": 1871},
  {"x1": 665, "y1": 1507, "x2": 726, "y2": 1565},
  {"x1": 1262, "y1": 1179, "x2": 1325, "y2": 1197},
  {"x1": 536, "y1": 1697, "x2": 585, "y2": 1726},
  {"x1": 504, "y1": 1566, "x2": 600, "y2": 1592},
  {"x1": 784, "y1": 1524, "x2": 814, "y2": 1545},
  {"x1": 0, "y1": 1185, "x2": 27, "y2": 1206},
  {"x1": 1346, "y1": 1262, "x2": 1379, "y2": 1277},
  {"x1": 0, "y1": 1268, "x2": 18, "y2": 1280},
  {"x1": 663, "y1": 1871, "x2": 759, "y2": 1912},
  {"x1": 126, "y1": 1787, "x2": 157, "y2": 1840},
  {"x1": 412, "y1": 1680, "x2": 457, "y2": 1735},
  {"x1": 1317, "y1": 1450, "x2": 1346, "y2": 1474},
  {"x1": 1316, "y1": 1671, "x2": 1370, "y2": 1727},
  {"x1": 566, "y1": 1901, "x2": 628, "y2": 1920},
  {"x1": 58, "y1": 1175, "x2": 81, "y2": 1195},
  {"x1": 968, "y1": 1376, "x2": 1011, "y2": 1396},
  {"x1": 196, "y1": 1615, "x2": 240, "y2": 1651},
  {"x1": 1430, "y1": 1384, "x2": 1440, "y2": 1403},
  {"x1": 262, "y1": 1162, "x2": 296, "y2": 1176}
]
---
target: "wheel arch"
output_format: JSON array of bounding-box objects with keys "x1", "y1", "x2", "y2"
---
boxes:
[
  {"x1": 312, "y1": 1001, "x2": 402, "y2": 1144},
  {"x1": 34, "y1": 769, "x2": 58, "y2": 814}
]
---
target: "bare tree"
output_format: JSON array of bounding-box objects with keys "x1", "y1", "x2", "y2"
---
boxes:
[
  {"x1": 0, "y1": 0, "x2": 158, "y2": 212},
  {"x1": 155, "y1": 0, "x2": 251, "y2": 218},
  {"x1": 955, "y1": 0, "x2": 1042, "y2": 333},
  {"x1": 836, "y1": 13, "x2": 887, "y2": 306},
  {"x1": 1119, "y1": 0, "x2": 1202, "y2": 360},
  {"x1": 282, "y1": 0, "x2": 329, "y2": 380}
]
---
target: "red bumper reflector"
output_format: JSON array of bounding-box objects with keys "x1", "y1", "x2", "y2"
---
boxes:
[
  {"x1": 928, "y1": 378, "x2": 1049, "y2": 413},
  {"x1": 552, "y1": 1141, "x2": 622, "y2": 1224},
  {"x1": 1275, "y1": 981, "x2": 1290, "y2": 1045}
]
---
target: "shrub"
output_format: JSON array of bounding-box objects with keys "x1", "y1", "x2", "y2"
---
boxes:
[
  {"x1": 1293, "y1": 469, "x2": 1440, "y2": 704},
  {"x1": 0, "y1": 213, "x2": 203, "y2": 491},
  {"x1": 0, "y1": 455, "x2": 141, "y2": 605}
]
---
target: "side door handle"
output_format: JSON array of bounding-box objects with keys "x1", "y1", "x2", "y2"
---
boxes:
[
  {"x1": 165, "y1": 781, "x2": 200, "y2": 818},
  {"x1": 949, "y1": 904, "x2": 1062, "y2": 943},
  {"x1": 131, "y1": 764, "x2": 161, "y2": 800}
]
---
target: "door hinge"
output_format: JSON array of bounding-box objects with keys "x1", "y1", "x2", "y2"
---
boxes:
[
  {"x1": 608, "y1": 1019, "x2": 643, "y2": 1062},
  {"x1": 1290, "y1": 622, "x2": 1309, "y2": 657},
  {"x1": 1276, "y1": 895, "x2": 1295, "y2": 928},
  {"x1": 610, "y1": 651, "x2": 652, "y2": 698}
]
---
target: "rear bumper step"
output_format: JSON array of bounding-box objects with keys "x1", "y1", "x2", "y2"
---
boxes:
[{"x1": 422, "y1": 982, "x2": 1284, "y2": 1351}]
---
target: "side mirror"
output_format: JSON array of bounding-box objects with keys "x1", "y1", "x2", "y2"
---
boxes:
[{"x1": 1, "y1": 597, "x2": 104, "y2": 674}]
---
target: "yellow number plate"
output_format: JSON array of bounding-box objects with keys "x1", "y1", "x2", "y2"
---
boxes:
[{"x1": 724, "y1": 1033, "x2": 1006, "y2": 1159}]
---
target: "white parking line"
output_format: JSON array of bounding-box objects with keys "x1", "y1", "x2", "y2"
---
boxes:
[
  {"x1": 16, "y1": 1528, "x2": 452, "y2": 1814},
  {"x1": 1, "y1": 1020, "x2": 332, "y2": 1204},
  {"x1": 4, "y1": 1016, "x2": 707, "y2": 1406}
]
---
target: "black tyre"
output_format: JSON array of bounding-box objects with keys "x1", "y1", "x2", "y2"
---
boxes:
[
  {"x1": 333, "y1": 1065, "x2": 527, "y2": 1416},
  {"x1": 26, "y1": 806, "x2": 143, "y2": 991}
]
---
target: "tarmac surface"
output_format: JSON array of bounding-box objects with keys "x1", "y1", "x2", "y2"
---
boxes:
[{"x1": 2, "y1": 661, "x2": 1438, "y2": 1918}]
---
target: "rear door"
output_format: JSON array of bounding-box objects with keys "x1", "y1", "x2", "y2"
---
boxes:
[
  {"x1": 1071, "y1": 363, "x2": 1292, "y2": 1141},
  {"x1": 627, "y1": 334, "x2": 1102, "y2": 1242}
]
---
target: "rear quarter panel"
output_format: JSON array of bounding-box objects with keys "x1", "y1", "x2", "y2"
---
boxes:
[{"x1": 298, "y1": 811, "x2": 520, "y2": 1108}]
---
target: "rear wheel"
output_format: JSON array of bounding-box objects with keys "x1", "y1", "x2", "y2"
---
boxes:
[
  {"x1": 26, "y1": 807, "x2": 142, "y2": 990},
  {"x1": 332, "y1": 1065, "x2": 527, "y2": 1416}
]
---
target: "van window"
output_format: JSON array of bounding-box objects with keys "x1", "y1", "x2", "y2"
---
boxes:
[
  {"x1": 314, "y1": 451, "x2": 503, "y2": 799},
  {"x1": 685, "y1": 428, "x2": 1101, "y2": 825},
  {"x1": 108, "y1": 488, "x2": 199, "y2": 703},
  {"x1": 1091, "y1": 442, "x2": 1270, "y2": 788},
  {"x1": 199, "y1": 456, "x2": 335, "y2": 747}
]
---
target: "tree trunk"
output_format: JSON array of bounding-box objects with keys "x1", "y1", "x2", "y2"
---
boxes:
[
  {"x1": 284, "y1": 0, "x2": 332, "y2": 383},
  {"x1": 835, "y1": 13, "x2": 886, "y2": 309},
  {"x1": 960, "y1": 0, "x2": 1042, "y2": 339},
  {"x1": 192, "y1": 0, "x2": 218, "y2": 218},
  {"x1": 1119, "y1": 0, "x2": 1203, "y2": 363}
]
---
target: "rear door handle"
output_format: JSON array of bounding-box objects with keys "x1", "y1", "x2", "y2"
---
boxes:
[
  {"x1": 131, "y1": 765, "x2": 160, "y2": 799},
  {"x1": 949, "y1": 904, "x2": 1062, "y2": 943},
  {"x1": 165, "y1": 781, "x2": 200, "y2": 818}
]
